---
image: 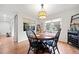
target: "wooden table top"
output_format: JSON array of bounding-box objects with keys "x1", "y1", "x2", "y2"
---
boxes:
[{"x1": 33, "y1": 32, "x2": 56, "y2": 40}]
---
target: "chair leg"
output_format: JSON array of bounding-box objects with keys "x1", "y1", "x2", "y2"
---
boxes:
[
  {"x1": 52, "y1": 47, "x2": 55, "y2": 54},
  {"x1": 48, "y1": 48, "x2": 52, "y2": 54},
  {"x1": 56, "y1": 46, "x2": 60, "y2": 54},
  {"x1": 34, "y1": 48, "x2": 38, "y2": 54},
  {"x1": 27, "y1": 47, "x2": 31, "y2": 54}
]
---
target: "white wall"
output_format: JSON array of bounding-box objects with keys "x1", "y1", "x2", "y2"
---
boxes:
[
  {"x1": 0, "y1": 21, "x2": 10, "y2": 35},
  {"x1": 0, "y1": 16, "x2": 14, "y2": 36},
  {"x1": 13, "y1": 13, "x2": 38, "y2": 42},
  {"x1": 14, "y1": 14, "x2": 18, "y2": 42},
  {"x1": 17, "y1": 14, "x2": 28, "y2": 42},
  {"x1": 12, "y1": 7, "x2": 79, "y2": 42},
  {"x1": 51, "y1": 8, "x2": 79, "y2": 42}
]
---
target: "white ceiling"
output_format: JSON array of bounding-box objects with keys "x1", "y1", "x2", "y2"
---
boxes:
[{"x1": 0, "y1": 4, "x2": 79, "y2": 20}]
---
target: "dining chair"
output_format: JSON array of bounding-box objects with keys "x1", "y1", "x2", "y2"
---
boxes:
[
  {"x1": 43, "y1": 28, "x2": 61, "y2": 54},
  {"x1": 26, "y1": 29, "x2": 38, "y2": 54},
  {"x1": 31, "y1": 30, "x2": 46, "y2": 53},
  {"x1": 26, "y1": 29, "x2": 44, "y2": 54}
]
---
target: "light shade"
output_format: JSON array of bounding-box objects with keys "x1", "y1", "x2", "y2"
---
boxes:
[{"x1": 38, "y1": 10, "x2": 47, "y2": 19}]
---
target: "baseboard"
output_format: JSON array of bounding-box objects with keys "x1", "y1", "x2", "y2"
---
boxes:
[
  {"x1": 18, "y1": 39, "x2": 27, "y2": 43},
  {"x1": 59, "y1": 40, "x2": 67, "y2": 43}
]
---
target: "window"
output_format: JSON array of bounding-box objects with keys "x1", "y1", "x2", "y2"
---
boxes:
[{"x1": 45, "y1": 18, "x2": 61, "y2": 33}]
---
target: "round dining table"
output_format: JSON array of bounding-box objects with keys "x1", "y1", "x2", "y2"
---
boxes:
[
  {"x1": 28, "y1": 32, "x2": 56, "y2": 54},
  {"x1": 33, "y1": 32, "x2": 56, "y2": 40}
]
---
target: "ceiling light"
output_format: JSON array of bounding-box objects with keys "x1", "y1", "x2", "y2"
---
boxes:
[{"x1": 38, "y1": 4, "x2": 47, "y2": 19}]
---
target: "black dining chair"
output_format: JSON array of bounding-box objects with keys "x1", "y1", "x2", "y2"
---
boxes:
[
  {"x1": 43, "y1": 29, "x2": 61, "y2": 54},
  {"x1": 26, "y1": 29, "x2": 44, "y2": 54},
  {"x1": 26, "y1": 29, "x2": 38, "y2": 54}
]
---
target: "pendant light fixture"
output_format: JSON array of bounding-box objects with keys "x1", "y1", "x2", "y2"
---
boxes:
[{"x1": 38, "y1": 4, "x2": 47, "y2": 19}]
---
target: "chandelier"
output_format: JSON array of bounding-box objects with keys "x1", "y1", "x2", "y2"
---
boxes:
[{"x1": 38, "y1": 4, "x2": 47, "y2": 19}]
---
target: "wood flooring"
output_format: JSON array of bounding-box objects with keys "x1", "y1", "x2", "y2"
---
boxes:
[{"x1": 0, "y1": 36, "x2": 79, "y2": 54}]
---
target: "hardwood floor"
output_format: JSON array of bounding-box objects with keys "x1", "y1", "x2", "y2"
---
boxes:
[
  {"x1": 0, "y1": 36, "x2": 79, "y2": 54},
  {"x1": 17, "y1": 40, "x2": 29, "y2": 54},
  {"x1": 0, "y1": 36, "x2": 16, "y2": 54},
  {"x1": 58, "y1": 42, "x2": 79, "y2": 54}
]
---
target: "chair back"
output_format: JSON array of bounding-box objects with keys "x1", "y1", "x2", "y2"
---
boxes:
[
  {"x1": 26, "y1": 29, "x2": 38, "y2": 44},
  {"x1": 54, "y1": 28, "x2": 61, "y2": 43},
  {"x1": 26, "y1": 29, "x2": 32, "y2": 45},
  {"x1": 31, "y1": 30, "x2": 38, "y2": 39},
  {"x1": 26, "y1": 29, "x2": 33, "y2": 37}
]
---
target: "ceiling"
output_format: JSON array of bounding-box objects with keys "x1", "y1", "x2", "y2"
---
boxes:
[{"x1": 0, "y1": 4, "x2": 79, "y2": 20}]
